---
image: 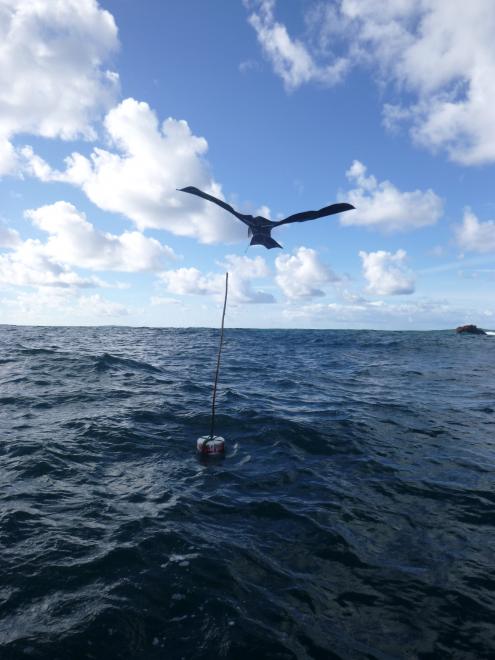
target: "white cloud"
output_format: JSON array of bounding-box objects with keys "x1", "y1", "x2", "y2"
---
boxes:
[
  {"x1": 374, "y1": 2, "x2": 495, "y2": 164},
  {"x1": 281, "y1": 296, "x2": 480, "y2": 330},
  {"x1": 23, "y1": 98, "x2": 246, "y2": 244},
  {"x1": 455, "y1": 209, "x2": 495, "y2": 254},
  {"x1": 0, "y1": 136, "x2": 17, "y2": 176},
  {"x1": 255, "y1": 205, "x2": 271, "y2": 219},
  {"x1": 160, "y1": 267, "x2": 222, "y2": 297},
  {"x1": 24, "y1": 201, "x2": 176, "y2": 272},
  {"x1": 0, "y1": 199, "x2": 174, "y2": 290},
  {"x1": 150, "y1": 296, "x2": 180, "y2": 306},
  {"x1": 0, "y1": 288, "x2": 130, "y2": 324},
  {"x1": 246, "y1": 0, "x2": 348, "y2": 91},
  {"x1": 222, "y1": 254, "x2": 274, "y2": 303},
  {"x1": 0, "y1": 239, "x2": 103, "y2": 288},
  {"x1": 0, "y1": 0, "x2": 119, "y2": 175},
  {"x1": 364, "y1": 3, "x2": 495, "y2": 163},
  {"x1": 160, "y1": 254, "x2": 274, "y2": 303},
  {"x1": 239, "y1": 59, "x2": 261, "y2": 74},
  {"x1": 247, "y1": 1, "x2": 495, "y2": 164},
  {"x1": 343, "y1": 160, "x2": 442, "y2": 232},
  {"x1": 275, "y1": 246, "x2": 339, "y2": 299},
  {"x1": 78, "y1": 293, "x2": 129, "y2": 317},
  {"x1": 0, "y1": 222, "x2": 21, "y2": 248},
  {"x1": 1, "y1": 288, "x2": 74, "y2": 318},
  {"x1": 359, "y1": 249, "x2": 415, "y2": 295}
]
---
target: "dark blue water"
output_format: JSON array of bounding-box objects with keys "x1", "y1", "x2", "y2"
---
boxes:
[{"x1": 1, "y1": 326, "x2": 494, "y2": 659}]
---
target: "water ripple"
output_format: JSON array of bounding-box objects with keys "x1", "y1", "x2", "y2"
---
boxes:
[{"x1": 1, "y1": 326, "x2": 494, "y2": 659}]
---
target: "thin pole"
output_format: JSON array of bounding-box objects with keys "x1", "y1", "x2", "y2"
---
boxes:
[{"x1": 209, "y1": 272, "x2": 229, "y2": 441}]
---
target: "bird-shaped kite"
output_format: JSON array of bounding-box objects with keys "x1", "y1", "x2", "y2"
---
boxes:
[{"x1": 178, "y1": 186, "x2": 355, "y2": 249}]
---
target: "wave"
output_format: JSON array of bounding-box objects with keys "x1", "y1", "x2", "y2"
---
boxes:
[
  {"x1": 1, "y1": 325, "x2": 494, "y2": 658},
  {"x1": 93, "y1": 352, "x2": 162, "y2": 373}
]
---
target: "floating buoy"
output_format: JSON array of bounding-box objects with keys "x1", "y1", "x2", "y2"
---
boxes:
[
  {"x1": 197, "y1": 435, "x2": 225, "y2": 455},
  {"x1": 197, "y1": 272, "x2": 228, "y2": 456}
]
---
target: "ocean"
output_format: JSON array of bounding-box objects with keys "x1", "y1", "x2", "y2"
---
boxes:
[{"x1": 1, "y1": 325, "x2": 494, "y2": 659}]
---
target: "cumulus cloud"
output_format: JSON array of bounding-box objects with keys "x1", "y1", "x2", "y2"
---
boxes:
[
  {"x1": 25, "y1": 201, "x2": 176, "y2": 271},
  {"x1": 0, "y1": 239, "x2": 103, "y2": 288},
  {"x1": 0, "y1": 222, "x2": 21, "y2": 248},
  {"x1": 246, "y1": 0, "x2": 348, "y2": 91},
  {"x1": 160, "y1": 254, "x2": 274, "y2": 303},
  {"x1": 455, "y1": 209, "x2": 495, "y2": 254},
  {"x1": 375, "y1": 2, "x2": 495, "y2": 164},
  {"x1": 0, "y1": 289, "x2": 74, "y2": 319},
  {"x1": 275, "y1": 246, "x2": 339, "y2": 299},
  {"x1": 222, "y1": 254, "x2": 275, "y2": 303},
  {"x1": 22, "y1": 98, "x2": 246, "y2": 244},
  {"x1": 246, "y1": 1, "x2": 495, "y2": 164},
  {"x1": 160, "y1": 267, "x2": 222, "y2": 297},
  {"x1": 0, "y1": 289, "x2": 130, "y2": 324},
  {"x1": 343, "y1": 160, "x2": 442, "y2": 232},
  {"x1": 78, "y1": 293, "x2": 129, "y2": 317},
  {"x1": 0, "y1": 0, "x2": 119, "y2": 175},
  {"x1": 150, "y1": 296, "x2": 180, "y2": 306},
  {"x1": 0, "y1": 199, "x2": 176, "y2": 290},
  {"x1": 359, "y1": 249, "x2": 415, "y2": 295},
  {"x1": 281, "y1": 296, "x2": 479, "y2": 329},
  {"x1": 0, "y1": 136, "x2": 17, "y2": 176}
]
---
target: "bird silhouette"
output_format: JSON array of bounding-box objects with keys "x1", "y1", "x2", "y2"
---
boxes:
[{"x1": 178, "y1": 186, "x2": 355, "y2": 249}]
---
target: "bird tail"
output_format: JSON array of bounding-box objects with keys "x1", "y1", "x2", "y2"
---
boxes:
[{"x1": 250, "y1": 234, "x2": 282, "y2": 249}]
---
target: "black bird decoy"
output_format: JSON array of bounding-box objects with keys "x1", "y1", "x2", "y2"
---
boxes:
[{"x1": 178, "y1": 186, "x2": 355, "y2": 249}]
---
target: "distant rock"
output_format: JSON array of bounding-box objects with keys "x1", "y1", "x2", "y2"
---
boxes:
[{"x1": 455, "y1": 324, "x2": 486, "y2": 335}]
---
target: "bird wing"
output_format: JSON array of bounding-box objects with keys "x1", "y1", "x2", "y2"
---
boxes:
[
  {"x1": 178, "y1": 186, "x2": 250, "y2": 226},
  {"x1": 273, "y1": 202, "x2": 355, "y2": 227}
]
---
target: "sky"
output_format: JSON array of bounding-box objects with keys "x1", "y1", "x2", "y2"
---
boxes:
[{"x1": 1, "y1": 0, "x2": 494, "y2": 330}]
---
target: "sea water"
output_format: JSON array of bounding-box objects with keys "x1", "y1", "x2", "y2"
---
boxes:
[{"x1": 1, "y1": 326, "x2": 494, "y2": 659}]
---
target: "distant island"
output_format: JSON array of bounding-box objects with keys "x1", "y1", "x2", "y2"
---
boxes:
[{"x1": 455, "y1": 324, "x2": 486, "y2": 335}]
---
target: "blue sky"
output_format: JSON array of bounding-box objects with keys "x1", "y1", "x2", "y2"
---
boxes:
[{"x1": 1, "y1": 0, "x2": 494, "y2": 329}]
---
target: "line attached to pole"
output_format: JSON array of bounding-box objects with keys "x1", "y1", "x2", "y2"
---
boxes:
[{"x1": 209, "y1": 272, "x2": 228, "y2": 442}]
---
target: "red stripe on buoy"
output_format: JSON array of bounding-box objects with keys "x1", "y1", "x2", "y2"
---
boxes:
[{"x1": 197, "y1": 435, "x2": 225, "y2": 455}]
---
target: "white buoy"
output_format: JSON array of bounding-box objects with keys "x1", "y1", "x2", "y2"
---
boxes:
[
  {"x1": 197, "y1": 272, "x2": 228, "y2": 456},
  {"x1": 197, "y1": 435, "x2": 225, "y2": 456}
]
